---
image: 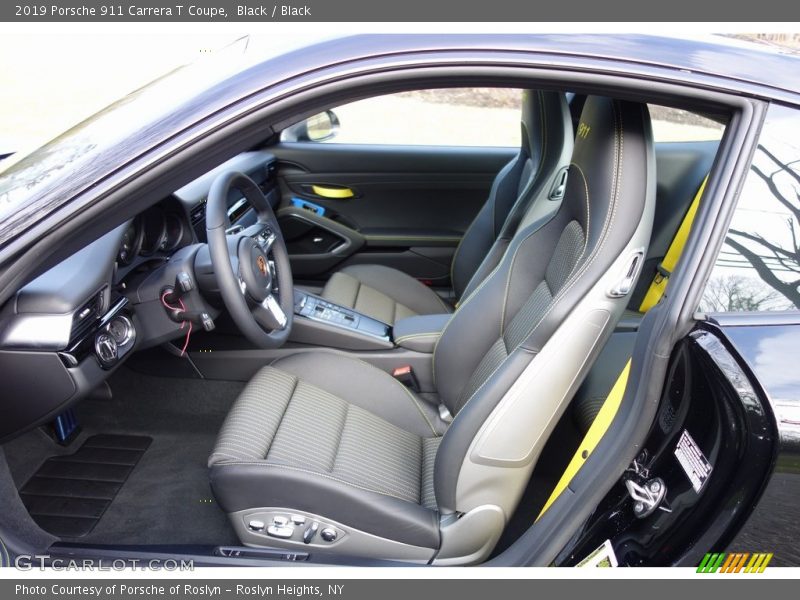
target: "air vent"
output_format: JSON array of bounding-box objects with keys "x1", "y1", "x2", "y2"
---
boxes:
[{"x1": 69, "y1": 289, "x2": 105, "y2": 344}]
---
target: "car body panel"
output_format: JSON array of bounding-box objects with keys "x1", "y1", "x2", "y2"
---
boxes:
[
  {"x1": 554, "y1": 323, "x2": 779, "y2": 567},
  {"x1": 709, "y1": 316, "x2": 800, "y2": 566}
]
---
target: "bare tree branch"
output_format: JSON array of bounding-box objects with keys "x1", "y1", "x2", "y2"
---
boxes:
[
  {"x1": 725, "y1": 236, "x2": 800, "y2": 308},
  {"x1": 759, "y1": 144, "x2": 800, "y2": 188},
  {"x1": 728, "y1": 228, "x2": 799, "y2": 264},
  {"x1": 751, "y1": 162, "x2": 800, "y2": 224}
]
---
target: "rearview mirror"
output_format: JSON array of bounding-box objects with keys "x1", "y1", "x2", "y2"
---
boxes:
[{"x1": 282, "y1": 110, "x2": 340, "y2": 142}]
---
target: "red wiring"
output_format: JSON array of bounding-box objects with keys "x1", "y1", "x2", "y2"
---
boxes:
[
  {"x1": 180, "y1": 320, "x2": 193, "y2": 357},
  {"x1": 161, "y1": 290, "x2": 193, "y2": 355}
]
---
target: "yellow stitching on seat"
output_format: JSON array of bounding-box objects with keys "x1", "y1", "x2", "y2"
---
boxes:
[
  {"x1": 364, "y1": 235, "x2": 461, "y2": 242},
  {"x1": 432, "y1": 201, "x2": 559, "y2": 391},
  {"x1": 453, "y1": 346, "x2": 536, "y2": 416},
  {"x1": 395, "y1": 332, "x2": 442, "y2": 343},
  {"x1": 214, "y1": 460, "x2": 434, "y2": 505},
  {"x1": 513, "y1": 100, "x2": 624, "y2": 353},
  {"x1": 330, "y1": 353, "x2": 438, "y2": 436},
  {"x1": 270, "y1": 350, "x2": 438, "y2": 436}
]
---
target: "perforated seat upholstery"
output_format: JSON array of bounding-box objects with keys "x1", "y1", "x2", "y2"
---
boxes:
[
  {"x1": 210, "y1": 351, "x2": 445, "y2": 548},
  {"x1": 210, "y1": 97, "x2": 656, "y2": 563},
  {"x1": 319, "y1": 91, "x2": 574, "y2": 324}
]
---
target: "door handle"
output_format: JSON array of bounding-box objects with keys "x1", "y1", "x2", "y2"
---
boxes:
[{"x1": 310, "y1": 185, "x2": 355, "y2": 199}]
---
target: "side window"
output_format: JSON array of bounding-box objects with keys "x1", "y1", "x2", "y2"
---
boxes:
[
  {"x1": 648, "y1": 104, "x2": 725, "y2": 142},
  {"x1": 284, "y1": 88, "x2": 523, "y2": 147},
  {"x1": 700, "y1": 104, "x2": 800, "y2": 312}
]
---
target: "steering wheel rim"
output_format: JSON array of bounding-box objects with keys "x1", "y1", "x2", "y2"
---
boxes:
[{"x1": 206, "y1": 171, "x2": 294, "y2": 349}]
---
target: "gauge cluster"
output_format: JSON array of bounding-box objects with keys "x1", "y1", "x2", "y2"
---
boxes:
[{"x1": 117, "y1": 198, "x2": 193, "y2": 267}]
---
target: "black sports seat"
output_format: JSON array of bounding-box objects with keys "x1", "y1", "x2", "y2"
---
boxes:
[
  {"x1": 573, "y1": 142, "x2": 718, "y2": 434},
  {"x1": 209, "y1": 97, "x2": 655, "y2": 564},
  {"x1": 318, "y1": 90, "x2": 573, "y2": 324}
]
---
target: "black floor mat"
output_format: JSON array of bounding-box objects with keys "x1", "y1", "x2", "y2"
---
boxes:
[{"x1": 19, "y1": 434, "x2": 151, "y2": 538}]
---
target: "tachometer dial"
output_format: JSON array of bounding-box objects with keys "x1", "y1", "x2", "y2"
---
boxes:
[{"x1": 162, "y1": 212, "x2": 189, "y2": 252}]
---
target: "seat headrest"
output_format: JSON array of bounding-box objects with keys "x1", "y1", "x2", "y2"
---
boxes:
[
  {"x1": 564, "y1": 96, "x2": 653, "y2": 249},
  {"x1": 520, "y1": 90, "x2": 572, "y2": 167}
]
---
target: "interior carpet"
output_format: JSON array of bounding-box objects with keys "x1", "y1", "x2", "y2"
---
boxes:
[{"x1": 19, "y1": 434, "x2": 152, "y2": 538}]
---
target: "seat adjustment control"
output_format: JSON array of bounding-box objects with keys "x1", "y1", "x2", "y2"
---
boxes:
[
  {"x1": 272, "y1": 515, "x2": 289, "y2": 527},
  {"x1": 248, "y1": 519, "x2": 266, "y2": 532},
  {"x1": 291, "y1": 514, "x2": 306, "y2": 525},
  {"x1": 267, "y1": 525, "x2": 295, "y2": 539},
  {"x1": 303, "y1": 522, "x2": 319, "y2": 544},
  {"x1": 320, "y1": 527, "x2": 338, "y2": 542}
]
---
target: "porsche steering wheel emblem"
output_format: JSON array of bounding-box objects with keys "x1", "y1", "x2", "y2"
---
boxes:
[{"x1": 256, "y1": 255, "x2": 268, "y2": 276}]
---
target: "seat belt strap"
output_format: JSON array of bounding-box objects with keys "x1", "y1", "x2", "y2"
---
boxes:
[
  {"x1": 538, "y1": 174, "x2": 709, "y2": 520},
  {"x1": 538, "y1": 361, "x2": 631, "y2": 518},
  {"x1": 638, "y1": 176, "x2": 708, "y2": 312}
]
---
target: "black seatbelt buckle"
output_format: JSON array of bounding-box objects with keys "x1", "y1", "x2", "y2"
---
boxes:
[
  {"x1": 392, "y1": 365, "x2": 420, "y2": 392},
  {"x1": 654, "y1": 262, "x2": 672, "y2": 284}
]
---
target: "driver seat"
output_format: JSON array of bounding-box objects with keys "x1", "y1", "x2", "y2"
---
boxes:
[{"x1": 209, "y1": 97, "x2": 655, "y2": 564}]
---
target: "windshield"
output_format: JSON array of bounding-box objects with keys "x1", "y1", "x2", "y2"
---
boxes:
[{"x1": 0, "y1": 34, "x2": 316, "y2": 246}]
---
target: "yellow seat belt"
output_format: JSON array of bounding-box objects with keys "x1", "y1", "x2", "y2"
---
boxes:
[
  {"x1": 537, "y1": 176, "x2": 708, "y2": 519},
  {"x1": 638, "y1": 176, "x2": 708, "y2": 312}
]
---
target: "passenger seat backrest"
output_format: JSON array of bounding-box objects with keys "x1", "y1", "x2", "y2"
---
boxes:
[
  {"x1": 451, "y1": 91, "x2": 573, "y2": 300},
  {"x1": 432, "y1": 97, "x2": 656, "y2": 516}
]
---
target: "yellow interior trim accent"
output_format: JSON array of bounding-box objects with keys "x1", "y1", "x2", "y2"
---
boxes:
[
  {"x1": 537, "y1": 175, "x2": 709, "y2": 520},
  {"x1": 311, "y1": 185, "x2": 354, "y2": 199},
  {"x1": 639, "y1": 176, "x2": 708, "y2": 312},
  {"x1": 538, "y1": 360, "x2": 631, "y2": 519}
]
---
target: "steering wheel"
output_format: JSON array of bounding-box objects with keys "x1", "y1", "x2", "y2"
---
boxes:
[{"x1": 206, "y1": 171, "x2": 294, "y2": 348}]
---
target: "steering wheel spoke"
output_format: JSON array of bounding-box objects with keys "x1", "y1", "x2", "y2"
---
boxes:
[
  {"x1": 254, "y1": 294, "x2": 288, "y2": 331},
  {"x1": 255, "y1": 227, "x2": 277, "y2": 253},
  {"x1": 206, "y1": 171, "x2": 294, "y2": 348}
]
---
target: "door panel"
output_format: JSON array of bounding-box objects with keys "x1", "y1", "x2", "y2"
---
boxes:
[
  {"x1": 272, "y1": 143, "x2": 516, "y2": 283},
  {"x1": 709, "y1": 315, "x2": 800, "y2": 566},
  {"x1": 555, "y1": 323, "x2": 779, "y2": 567}
]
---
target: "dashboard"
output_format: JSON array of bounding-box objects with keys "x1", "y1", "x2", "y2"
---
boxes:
[
  {"x1": 114, "y1": 196, "x2": 195, "y2": 284},
  {"x1": 117, "y1": 201, "x2": 193, "y2": 267},
  {"x1": 0, "y1": 150, "x2": 278, "y2": 443}
]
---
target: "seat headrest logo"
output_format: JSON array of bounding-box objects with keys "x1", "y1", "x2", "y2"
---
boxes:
[{"x1": 578, "y1": 122, "x2": 591, "y2": 139}]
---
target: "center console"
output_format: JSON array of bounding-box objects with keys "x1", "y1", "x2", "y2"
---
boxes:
[{"x1": 290, "y1": 290, "x2": 393, "y2": 350}]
